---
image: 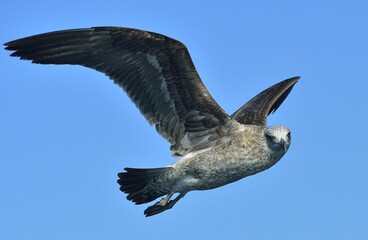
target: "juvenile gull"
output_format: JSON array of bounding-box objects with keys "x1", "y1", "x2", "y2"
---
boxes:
[{"x1": 4, "y1": 27, "x2": 299, "y2": 216}]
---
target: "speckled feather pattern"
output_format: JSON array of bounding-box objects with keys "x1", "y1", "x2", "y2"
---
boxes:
[
  {"x1": 4, "y1": 27, "x2": 297, "y2": 216},
  {"x1": 141, "y1": 123, "x2": 288, "y2": 195}
]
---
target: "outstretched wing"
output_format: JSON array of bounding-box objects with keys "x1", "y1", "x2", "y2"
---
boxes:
[
  {"x1": 231, "y1": 77, "x2": 299, "y2": 126},
  {"x1": 5, "y1": 27, "x2": 231, "y2": 156}
]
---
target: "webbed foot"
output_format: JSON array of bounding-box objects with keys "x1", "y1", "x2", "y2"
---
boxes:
[{"x1": 144, "y1": 193, "x2": 185, "y2": 217}]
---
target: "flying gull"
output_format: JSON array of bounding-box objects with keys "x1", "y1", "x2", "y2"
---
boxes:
[{"x1": 5, "y1": 27, "x2": 299, "y2": 216}]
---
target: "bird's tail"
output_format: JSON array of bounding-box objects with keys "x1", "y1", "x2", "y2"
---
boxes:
[{"x1": 117, "y1": 167, "x2": 173, "y2": 204}]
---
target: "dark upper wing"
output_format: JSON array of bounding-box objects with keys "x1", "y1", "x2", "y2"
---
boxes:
[
  {"x1": 5, "y1": 27, "x2": 231, "y2": 156},
  {"x1": 231, "y1": 77, "x2": 299, "y2": 126}
]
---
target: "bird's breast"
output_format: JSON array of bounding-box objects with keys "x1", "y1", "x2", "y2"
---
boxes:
[{"x1": 172, "y1": 129, "x2": 278, "y2": 191}]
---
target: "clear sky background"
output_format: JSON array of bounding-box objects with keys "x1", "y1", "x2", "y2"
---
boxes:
[{"x1": 1, "y1": 1, "x2": 367, "y2": 239}]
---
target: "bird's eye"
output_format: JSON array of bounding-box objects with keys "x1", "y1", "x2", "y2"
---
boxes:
[
  {"x1": 265, "y1": 133, "x2": 274, "y2": 142},
  {"x1": 287, "y1": 132, "x2": 291, "y2": 140}
]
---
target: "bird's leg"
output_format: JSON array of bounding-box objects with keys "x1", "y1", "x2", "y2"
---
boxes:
[
  {"x1": 165, "y1": 192, "x2": 185, "y2": 208},
  {"x1": 144, "y1": 192, "x2": 186, "y2": 217},
  {"x1": 157, "y1": 193, "x2": 174, "y2": 206}
]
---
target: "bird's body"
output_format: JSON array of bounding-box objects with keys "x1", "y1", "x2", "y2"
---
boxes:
[
  {"x1": 120, "y1": 122, "x2": 291, "y2": 216},
  {"x1": 171, "y1": 124, "x2": 282, "y2": 192},
  {"x1": 5, "y1": 27, "x2": 298, "y2": 216}
]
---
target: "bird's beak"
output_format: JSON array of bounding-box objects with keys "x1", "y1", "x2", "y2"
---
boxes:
[{"x1": 280, "y1": 139, "x2": 287, "y2": 151}]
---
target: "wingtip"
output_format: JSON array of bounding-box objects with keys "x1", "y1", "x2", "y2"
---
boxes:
[
  {"x1": 4, "y1": 39, "x2": 22, "y2": 53},
  {"x1": 3, "y1": 41, "x2": 13, "y2": 49},
  {"x1": 287, "y1": 76, "x2": 300, "y2": 81},
  {"x1": 4, "y1": 36, "x2": 23, "y2": 48},
  {"x1": 281, "y1": 76, "x2": 300, "y2": 87}
]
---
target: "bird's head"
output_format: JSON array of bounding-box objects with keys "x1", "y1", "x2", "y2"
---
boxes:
[{"x1": 264, "y1": 125, "x2": 291, "y2": 152}]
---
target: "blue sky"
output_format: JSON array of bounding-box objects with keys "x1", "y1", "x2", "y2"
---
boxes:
[{"x1": 1, "y1": 0, "x2": 367, "y2": 239}]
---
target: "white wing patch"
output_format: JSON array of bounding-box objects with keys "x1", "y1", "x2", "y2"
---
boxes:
[
  {"x1": 146, "y1": 53, "x2": 171, "y2": 102},
  {"x1": 146, "y1": 54, "x2": 161, "y2": 70}
]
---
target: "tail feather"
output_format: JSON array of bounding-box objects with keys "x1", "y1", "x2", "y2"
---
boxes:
[{"x1": 117, "y1": 167, "x2": 173, "y2": 204}]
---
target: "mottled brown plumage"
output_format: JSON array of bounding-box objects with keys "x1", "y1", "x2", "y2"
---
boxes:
[
  {"x1": 231, "y1": 77, "x2": 299, "y2": 125},
  {"x1": 5, "y1": 27, "x2": 229, "y2": 156},
  {"x1": 5, "y1": 27, "x2": 299, "y2": 216}
]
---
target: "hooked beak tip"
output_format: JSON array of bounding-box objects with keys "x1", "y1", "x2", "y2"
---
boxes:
[{"x1": 280, "y1": 139, "x2": 288, "y2": 151}]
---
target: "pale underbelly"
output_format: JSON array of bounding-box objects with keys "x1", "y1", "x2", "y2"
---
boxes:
[{"x1": 172, "y1": 149, "x2": 274, "y2": 192}]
